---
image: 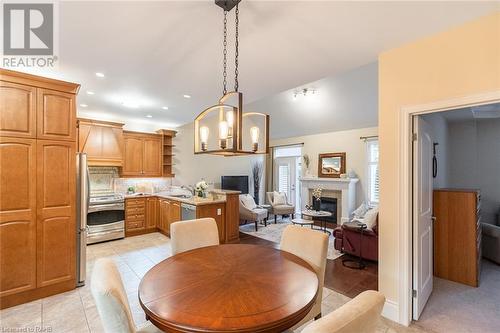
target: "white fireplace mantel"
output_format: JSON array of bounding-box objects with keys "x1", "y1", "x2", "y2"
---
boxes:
[{"x1": 299, "y1": 177, "x2": 359, "y2": 223}]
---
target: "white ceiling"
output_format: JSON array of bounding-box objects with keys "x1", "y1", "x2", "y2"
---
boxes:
[{"x1": 10, "y1": 1, "x2": 499, "y2": 134}]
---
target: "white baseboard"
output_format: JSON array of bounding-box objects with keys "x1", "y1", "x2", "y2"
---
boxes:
[{"x1": 382, "y1": 299, "x2": 400, "y2": 323}]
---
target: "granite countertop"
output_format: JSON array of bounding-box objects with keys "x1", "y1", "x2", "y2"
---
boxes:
[{"x1": 123, "y1": 191, "x2": 230, "y2": 206}]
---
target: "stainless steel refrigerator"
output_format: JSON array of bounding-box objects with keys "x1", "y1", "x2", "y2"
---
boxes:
[{"x1": 76, "y1": 153, "x2": 89, "y2": 286}]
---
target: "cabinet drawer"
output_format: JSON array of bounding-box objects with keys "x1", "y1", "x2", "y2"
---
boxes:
[
  {"x1": 126, "y1": 214, "x2": 145, "y2": 222},
  {"x1": 127, "y1": 220, "x2": 145, "y2": 230},
  {"x1": 126, "y1": 199, "x2": 146, "y2": 207},
  {"x1": 126, "y1": 207, "x2": 145, "y2": 215}
]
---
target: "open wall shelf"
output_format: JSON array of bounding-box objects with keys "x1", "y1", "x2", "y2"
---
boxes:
[{"x1": 156, "y1": 129, "x2": 177, "y2": 177}]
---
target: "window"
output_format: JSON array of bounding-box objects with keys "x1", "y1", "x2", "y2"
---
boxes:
[
  {"x1": 366, "y1": 139, "x2": 379, "y2": 205},
  {"x1": 278, "y1": 164, "x2": 290, "y2": 194}
]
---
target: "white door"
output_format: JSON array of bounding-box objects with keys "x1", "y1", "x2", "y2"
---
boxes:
[
  {"x1": 274, "y1": 157, "x2": 296, "y2": 206},
  {"x1": 412, "y1": 117, "x2": 434, "y2": 320}
]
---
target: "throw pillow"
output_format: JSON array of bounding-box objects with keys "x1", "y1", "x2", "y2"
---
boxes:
[
  {"x1": 352, "y1": 203, "x2": 368, "y2": 219},
  {"x1": 363, "y1": 207, "x2": 379, "y2": 231},
  {"x1": 240, "y1": 194, "x2": 256, "y2": 210},
  {"x1": 273, "y1": 191, "x2": 287, "y2": 205}
]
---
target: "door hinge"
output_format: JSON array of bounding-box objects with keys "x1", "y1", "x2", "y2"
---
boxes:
[
  {"x1": 412, "y1": 290, "x2": 417, "y2": 297},
  {"x1": 412, "y1": 133, "x2": 418, "y2": 141}
]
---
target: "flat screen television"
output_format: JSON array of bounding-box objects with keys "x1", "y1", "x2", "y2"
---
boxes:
[{"x1": 221, "y1": 176, "x2": 249, "y2": 194}]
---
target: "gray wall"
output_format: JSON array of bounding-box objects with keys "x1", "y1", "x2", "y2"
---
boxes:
[{"x1": 446, "y1": 119, "x2": 500, "y2": 224}]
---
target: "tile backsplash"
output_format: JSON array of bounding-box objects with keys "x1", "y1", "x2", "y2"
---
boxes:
[
  {"x1": 89, "y1": 167, "x2": 119, "y2": 196},
  {"x1": 114, "y1": 177, "x2": 172, "y2": 194}
]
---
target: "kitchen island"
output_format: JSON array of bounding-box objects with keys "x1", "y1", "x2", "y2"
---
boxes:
[{"x1": 124, "y1": 190, "x2": 241, "y2": 243}]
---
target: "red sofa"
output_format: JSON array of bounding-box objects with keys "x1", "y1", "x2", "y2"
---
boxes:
[{"x1": 333, "y1": 220, "x2": 378, "y2": 262}]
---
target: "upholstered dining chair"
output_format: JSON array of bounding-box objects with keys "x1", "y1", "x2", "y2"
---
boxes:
[
  {"x1": 170, "y1": 218, "x2": 219, "y2": 255},
  {"x1": 90, "y1": 258, "x2": 162, "y2": 333},
  {"x1": 301, "y1": 290, "x2": 386, "y2": 333},
  {"x1": 280, "y1": 225, "x2": 328, "y2": 329},
  {"x1": 267, "y1": 191, "x2": 295, "y2": 223}
]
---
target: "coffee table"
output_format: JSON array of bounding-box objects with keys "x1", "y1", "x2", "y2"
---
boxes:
[{"x1": 301, "y1": 210, "x2": 333, "y2": 235}]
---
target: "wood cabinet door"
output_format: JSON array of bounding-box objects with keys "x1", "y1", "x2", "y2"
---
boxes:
[
  {"x1": 36, "y1": 140, "x2": 76, "y2": 287},
  {"x1": 0, "y1": 81, "x2": 36, "y2": 138},
  {"x1": 0, "y1": 138, "x2": 37, "y2": 296},
  {"x1": 78, "y1": 122, "x2": 124, "y2": 166},
  {"x1": 37, "y1": 89, "x2": 76, "y2": 141},
  {"x1": 197, "y1": 204, "x2": 225, "y2": 242},
  {"x1": 143, "y1": 137, "x2": 162, "y2": 176},
  {"x1": 168, "y1": 201, "x2": 181, "y2": 236},
  {"x1": 146, "y1": 197, "x2": 158, "y2": 229},
  {"x1": 122, "y1": 136, "x2": 144, "y2": 176},
  {"x1": 158, "y1": 199, "x2": 170, "y2": 234}
]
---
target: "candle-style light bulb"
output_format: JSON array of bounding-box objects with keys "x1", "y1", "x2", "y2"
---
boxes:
[
  {"x1": 200, "y1": 126, "x2": 209, "y2": 151},
  {"x1": 250, "y1": 126, "x2": 260, "y2": 152},
  {"x1": 226, "y1": 110, "x2": 234, "y2": 138},
  {"x1": 219, "y1": 121, "x2": 229, "y2": 149}
]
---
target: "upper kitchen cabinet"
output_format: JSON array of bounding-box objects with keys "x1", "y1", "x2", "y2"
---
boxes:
[
  {"x1": 0, "y1": 68, "x2": 80, "y2": 142},
  {"x1": 0, "y1": 82, "x2": 36, "y2": 138},
  {"x1": 37, "y1": 89, "x2": 76, "y2": 141},
  {"x1": 78, "y1": 118, "x2": 124, "y2": 166},
  {"x1": 122, "y1": 131, "x2": 162, "y2": 177}
]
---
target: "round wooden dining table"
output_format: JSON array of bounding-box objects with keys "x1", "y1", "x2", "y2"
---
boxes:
[{"x1": 139, "y1": 244, "x2": 318, "y2": 333}]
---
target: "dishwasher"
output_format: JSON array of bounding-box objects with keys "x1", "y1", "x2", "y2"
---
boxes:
[{"x1": 181, "y1": 203, "x2": 197, "y2": 220}]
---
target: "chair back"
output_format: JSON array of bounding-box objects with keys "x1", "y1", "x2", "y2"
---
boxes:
[
  {"x1": 280, "y1": 225, "x2": 328, "y2": 320},
  {"x1": 301, "y1": 290, "x2": 386, "y2": 333},
  {"x1": 91, "y1": 258, "x2": 136, "y2": 333},
  {"x1": 267, "y1": 191, "x2": 289, "y2": 205},
  {"x1": 171, "y1": 218, "x2": 219, "y2": 255},
  {"x1": 239, "y1": 194, "x2": 257, "y2": 209}
]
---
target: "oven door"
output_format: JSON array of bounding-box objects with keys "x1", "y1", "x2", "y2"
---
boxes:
[{"x1": 87, "y1": 203, "x2": 125, "y2": 244}]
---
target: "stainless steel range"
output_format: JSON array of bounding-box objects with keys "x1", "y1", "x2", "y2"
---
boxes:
[{"x1": 87, "y1": 193, "x2": 125, "y2": 244}]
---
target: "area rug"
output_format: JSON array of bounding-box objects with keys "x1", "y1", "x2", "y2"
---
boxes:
[{"x1": 239, "y1": 219, "x2": 343, "y2": 260}]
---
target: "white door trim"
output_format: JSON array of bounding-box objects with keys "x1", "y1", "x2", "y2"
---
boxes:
[{"x1": 396, "y1": 90, "x2": 500, "y2": 326}]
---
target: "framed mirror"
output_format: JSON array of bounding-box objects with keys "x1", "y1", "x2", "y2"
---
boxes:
[{"x1": 318, "y1": 153, "x2": 346, "y2": 178}]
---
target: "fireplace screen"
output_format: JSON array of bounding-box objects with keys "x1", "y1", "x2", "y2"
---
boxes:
[{"x1": 312, "y1": 196, "x2": 337, "y2": 224}]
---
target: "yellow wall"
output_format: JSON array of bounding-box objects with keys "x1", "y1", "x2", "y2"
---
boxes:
[{"x1": 378, "y1": 11, "x2": 500, "y2": 310}]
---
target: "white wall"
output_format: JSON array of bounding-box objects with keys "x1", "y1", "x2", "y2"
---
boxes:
[
  {"x1": 271, "y1": 126, "x2": 378, "y2": 207},
  {"x1": 447, "y1": 118, "x2": 500, "y2": 224},
  {"x1": 173, "y1": 122, "x2": 266, "y2": 203}
]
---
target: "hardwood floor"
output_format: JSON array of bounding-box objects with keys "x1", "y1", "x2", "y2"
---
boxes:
[{"x1": 239, "y1": 232, "x2": 378, "y2": 299}]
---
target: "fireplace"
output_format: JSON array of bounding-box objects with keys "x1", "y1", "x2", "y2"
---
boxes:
[{"x1": 312, "y1": 196, "x2": 337, "y2": 224}]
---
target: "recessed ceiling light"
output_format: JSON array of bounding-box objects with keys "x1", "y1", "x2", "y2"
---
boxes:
[
  {"x1": 183, "y1": 94, "x2": 191, "y2": 99},
  {"x1": 86, "y1": 91, "x2": 95, "y2": 95},
  {"x1": 95, "y1": 72, "x2": 105, "y2": 78},
  {"x1": 162, "y1": 106, "x2": 169, "y2": 110},
  {"x1": 80, "y1": 104, "x2": 88, "y2": 108},
  {"x1": 146, "y1": 115, "x2": 153, "y2": 118}
]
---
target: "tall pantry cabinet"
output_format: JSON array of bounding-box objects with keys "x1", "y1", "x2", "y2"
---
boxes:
[{"x1": 0, "y1": 69, "x2": 80, "y2": 309}]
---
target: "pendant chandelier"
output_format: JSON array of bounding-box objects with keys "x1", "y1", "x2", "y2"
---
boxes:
[{"x1": 194, "y1": 0, "x2": 269, "y2": 156}]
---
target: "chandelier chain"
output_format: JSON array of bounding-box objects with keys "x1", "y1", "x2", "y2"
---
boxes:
[
  {"x1": 223, "y1": 10, "x2": 228, "y2": 95},
  {"x1": 234, "y1": 3, "x2": 239, "y2": 92}
]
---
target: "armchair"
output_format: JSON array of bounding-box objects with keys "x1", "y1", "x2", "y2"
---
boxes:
[
  {"x1": 239, "y1": 194, "x2": 268, "y2": 231},
  {"x1": 266, "y1": 192, "x2": 295, "y2": 223},
  {"x1": 482, "y1": 222, "x2": 500, "y2": 264}
]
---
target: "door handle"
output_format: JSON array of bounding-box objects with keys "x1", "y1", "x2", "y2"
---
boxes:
[{"x1": 431, "y1": 216, "x2": 437, "y2": 223}]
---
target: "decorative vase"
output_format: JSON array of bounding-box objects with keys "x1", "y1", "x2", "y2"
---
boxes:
[{"x1": 313, "y1": 198, "x2": 321, "y2": 212}]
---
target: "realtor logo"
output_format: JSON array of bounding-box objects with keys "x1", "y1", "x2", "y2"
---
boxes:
[{"x1": 3, "y1": 3, "x2": 54, "y2": 55}]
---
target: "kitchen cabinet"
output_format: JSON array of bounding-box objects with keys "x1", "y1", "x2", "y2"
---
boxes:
[
  {"x1": 37, "y1": 88, "x2": 76, "y2": 142},
  {"x1": 146, "y1": 197, "x2": 158, "y2": 230},
  {"x1": 125, "y1": 198, "x2": 146, "y2": 234},
  {"x1": 197, "y1": 203, "x2": 225, "y2": 241},
  {"x1": 0, "y1": 138, "x2": 37, "y2": 297},
  {"x1": 157, "y1": 198, "x2": 180, "y2": 237},
  {"x1": 0, "y1": 81, "x2": 36, "y2": 138},
  {"x1": 0, "y1": 68, "x2": 80, "y2": 309},
  {"x1": 78, "y1": 118, "x2": 124, "y2": 166},
  {"x1": 122, "y1": 132, "x2": 162, "y2": 177},
  {"x1": 36, "y1": 140, "x2": 76, "y2": 288}
]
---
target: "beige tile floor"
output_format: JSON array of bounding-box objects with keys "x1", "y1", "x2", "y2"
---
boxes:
[{"x1": 0, "y1": 233, "x2": 427, "y2": 333}]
